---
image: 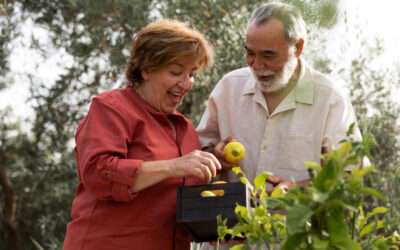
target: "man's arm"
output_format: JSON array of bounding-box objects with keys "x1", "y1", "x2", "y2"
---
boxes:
[{"x1": 197, "y1": 97, "x2": 221, "y2": 148}]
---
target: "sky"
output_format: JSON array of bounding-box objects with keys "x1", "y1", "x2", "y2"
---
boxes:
[
  {"x1": 336, "y1": 0, "x2": 400, "y2": 66},
  {"x1": 1, "y1": 0, "x2": 400, "y2": 121}
]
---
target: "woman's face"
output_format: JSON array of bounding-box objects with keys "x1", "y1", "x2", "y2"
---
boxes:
[{"x1": 139, "y1": 57, "x2": 198, "y2": 114}]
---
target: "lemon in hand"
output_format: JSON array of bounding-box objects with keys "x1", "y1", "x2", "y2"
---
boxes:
[{"x1": 223, "y1": 141, "x2": 246, "y2": 164}]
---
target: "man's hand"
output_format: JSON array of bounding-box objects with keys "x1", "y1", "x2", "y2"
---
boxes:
[
  {"x1": 213, "y1": 136, "x2": 234, "y2": 170},
  {"x1": 267, "y1": 175, "x2": 310, "y2": 192},
  {"x1": 267, "y1": 175, "x2": 285, "y2": 186}
]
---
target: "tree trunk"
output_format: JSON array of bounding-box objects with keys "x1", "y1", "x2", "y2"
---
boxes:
[{"x1": 0, "y1": 166, "x2": 21, "y2": 250}]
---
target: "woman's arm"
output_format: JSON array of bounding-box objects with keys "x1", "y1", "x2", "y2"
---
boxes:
[{"x1": 131, "y1": 150, "x2": 221, "y2": 192}]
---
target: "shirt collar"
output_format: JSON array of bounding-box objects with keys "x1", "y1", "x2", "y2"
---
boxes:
[{"x1": 294, "y1": 59, "x2": 314, "y2": 105}]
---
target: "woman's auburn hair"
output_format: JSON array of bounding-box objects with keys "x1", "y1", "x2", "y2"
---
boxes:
[{"x1": 125, "y1": 19, "x2": 214, "y2": 86}]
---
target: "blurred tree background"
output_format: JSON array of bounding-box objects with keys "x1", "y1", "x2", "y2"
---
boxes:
[{"x1": 0, "y1": 0, "x2": 399, "y2": 249}]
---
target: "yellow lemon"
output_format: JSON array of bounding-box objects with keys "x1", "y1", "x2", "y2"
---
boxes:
[
  {"x1": 211, "y1": 180, "x2": 227, "y2": 185},
  {"x1": 200, "y1": 190, "x2": 216, "y2": 197},
  {"x1": 200, "y1": 189, "x2": 224, "y2": 197},
  {"x1": 223, "y1": 141, "x2": 246, "y2": 164},
  {"x1": 210, "y1": 189, "x2": 225, "y2": 196}
]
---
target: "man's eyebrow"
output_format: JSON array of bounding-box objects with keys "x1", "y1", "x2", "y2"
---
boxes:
[
  {"x1": 261, "y1": 49, "x2": 276, "y2": 55},
  {"x1": 244, "y1": 45, "x2": 276, "y2": 55}
]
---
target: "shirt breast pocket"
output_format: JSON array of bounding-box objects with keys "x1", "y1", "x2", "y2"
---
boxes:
[{"x1": 279, "y1": 133, "x2": 314, "y2": 171}]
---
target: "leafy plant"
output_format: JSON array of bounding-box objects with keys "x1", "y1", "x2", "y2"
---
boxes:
[
  {"x1": 218, "y1": 127, "x2": 400, "y2": 250},
  {"x1": 217, "y1": 169, "x2": 285, "y2": 249}
]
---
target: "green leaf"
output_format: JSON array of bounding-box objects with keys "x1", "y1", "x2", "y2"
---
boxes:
[
  {"x1": 360, "y1": 187, "x2": 386, "y2": 201},
  {"x1": 346, "y1": 123, "x2": 356, "y2": 136},
  {"x1": 351, "y1": 165, "x2": 374, "y2": 178},
  {"x1": 366, "y1": 207, "x2": 388, "y2": 220},
  {"x1": 286, "y1": 204, "x2": 313, "y2": 235},
  {"x1": 239, "y1": 176, "x2": 249, "y2": 185},
  {"x1": 231, "y1": 224, "x2": 249, "y2": 238},
  {"x1": 230, "y1": 244, "x2": 245, "y2": 250},
  {"x1": 336, "y1": 141, "x2": 352, "y2": 160},
  {"x1": 332, "y1": 238, "x2": 362, "y2": 250},
  {"x1": 234, "y1": 204, "x2": 248, "y2": 220},
  {"x1": 304, "y1": 161, "x2": 322, "y2": 172},
  {"x1": 271, "y1": 186, "x2": 286, "y2": 198},
  {"x1": 311, "y1": 189, "x2": 329, "y2": 203},
  {"x1": 311, "y1": 234, "x2": 329, "y2": 250},
  {"x1": 372, "y1": 238, "x2": 389, "y2": 250},
  {"x1": 232, "y1": 166, "x2": 242, "y2": 175},
  {"x1": 254, "y1": 171, "x2": 270, "y2": 190},
  {"x1": 327, "y1": 207, "x2": 350, "y2": 242},
  {"x1": 360, "y1": 222, "x2": 374, "y2": 237},
  {"x1": 313, "y1": 158, "x2": 339, "y2": 191},
  {"x1": 281, "y1": 233, "x2": 306, "y2": 250},
  {"x1": 253, "y1": 206, "x2": 266, "y2": 217}
]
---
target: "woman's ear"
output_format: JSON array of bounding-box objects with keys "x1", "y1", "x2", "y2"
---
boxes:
[{"x1": 141, "y1": 68, "x2": 150, "y2": 81}]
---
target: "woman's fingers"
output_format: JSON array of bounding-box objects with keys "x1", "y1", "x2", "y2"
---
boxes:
[
  {"x1": 191, "y1": 150, "x2": 222, "y2": 181},
  {"x1": 198, "y1": 152, "x2": 220, "y2": 181},
  {"x1": 171, "y1": 150, "x2": 223, "y2": 181},
  {"x1": 190, "y1": 166, "x2": 208, "y2": 180},
  {"x1": 199, "y1": 163, "x2": 212, "y2": 182}
]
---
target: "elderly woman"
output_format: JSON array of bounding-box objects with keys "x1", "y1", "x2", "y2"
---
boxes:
[{"x1": 62, "y1": 19, "x2": 220, "y2": 250}]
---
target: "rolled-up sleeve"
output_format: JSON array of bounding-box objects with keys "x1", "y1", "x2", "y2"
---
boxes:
[
  {"x1": 197, "y1": 97, "x2": 221, "y2": 148},
  {"x1": 75, "y1": 96, "x2": 142, "y2": 202}
]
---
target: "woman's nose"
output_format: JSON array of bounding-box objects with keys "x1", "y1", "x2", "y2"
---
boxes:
[{"x1": 179, "y1": 74, "x2": 193, "y2": 90}]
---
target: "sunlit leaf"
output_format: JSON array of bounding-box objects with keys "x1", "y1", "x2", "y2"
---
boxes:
[
  {"x1": 230, "y1": 244, "x2": 245, "y2": 250},
  {"x1": 304, "y1": 161, "x2": 322, "y2": 172},
  {"x1": 360, "y1": 222, "x2": 374, "y2": 237},
  {"x1": 253, "y1": 171, "x2": 270, "y2": 190},
  {"x1": 366, "y1": 207, "x2": 388, "y2": 220},
  {"x1": 271, "y1": 186, "x2": 286, "y2": 198},
  {"x1": 231, "y1": 166, "x2": 242, "y2": 175}
]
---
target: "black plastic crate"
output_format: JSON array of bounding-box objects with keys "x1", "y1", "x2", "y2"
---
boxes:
[{"x1": 176, "y1": 182, "x2": 249, "y2": 242}]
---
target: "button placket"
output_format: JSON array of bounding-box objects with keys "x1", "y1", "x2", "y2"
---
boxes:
[{"x1": 257, "y1": 118, "x2": 271, "y2": 174}]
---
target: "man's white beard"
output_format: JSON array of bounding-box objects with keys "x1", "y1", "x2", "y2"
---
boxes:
[{"x1": 251, "y1": 53, "x2": 298, "y2": 93}]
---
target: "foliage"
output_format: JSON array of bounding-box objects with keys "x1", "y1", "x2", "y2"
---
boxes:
[
  {"x1": 347, "y1": 43, "x2": 400, "y2": 234},
  {"x1": 0, "y1": 1, "x2": 15, "y2": 90},
  {"x1": 1, "y1": 1, "x2": 155, "y2": 249},
  {"x1": 218, "y1": 130, "x2": 400, "y2": 249},
  {"x1": 217, "y1": 168, "x2": 286, "y2": 249}
]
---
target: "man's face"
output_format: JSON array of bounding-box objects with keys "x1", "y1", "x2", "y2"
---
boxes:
[{"x1": 245, "y1": 18, "x2": 300, "y2": 93}]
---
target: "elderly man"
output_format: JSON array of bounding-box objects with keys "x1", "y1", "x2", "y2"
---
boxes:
[{"x1": 197, "y1": 1, "x2": 362, "y2": 197}]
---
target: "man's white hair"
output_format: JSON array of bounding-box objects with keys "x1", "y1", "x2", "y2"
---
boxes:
[{"x1": 248, "y1": 2, "x2": 307, "y2": 45}]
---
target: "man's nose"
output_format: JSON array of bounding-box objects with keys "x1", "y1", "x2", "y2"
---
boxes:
[{"x1": 250, "y1": 55, "x2": 265, "y2": 71}]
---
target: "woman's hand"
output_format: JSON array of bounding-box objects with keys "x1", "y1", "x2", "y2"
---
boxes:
[{"x1": 168, "y1": 150, "x2": 222, "y2": 182}]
